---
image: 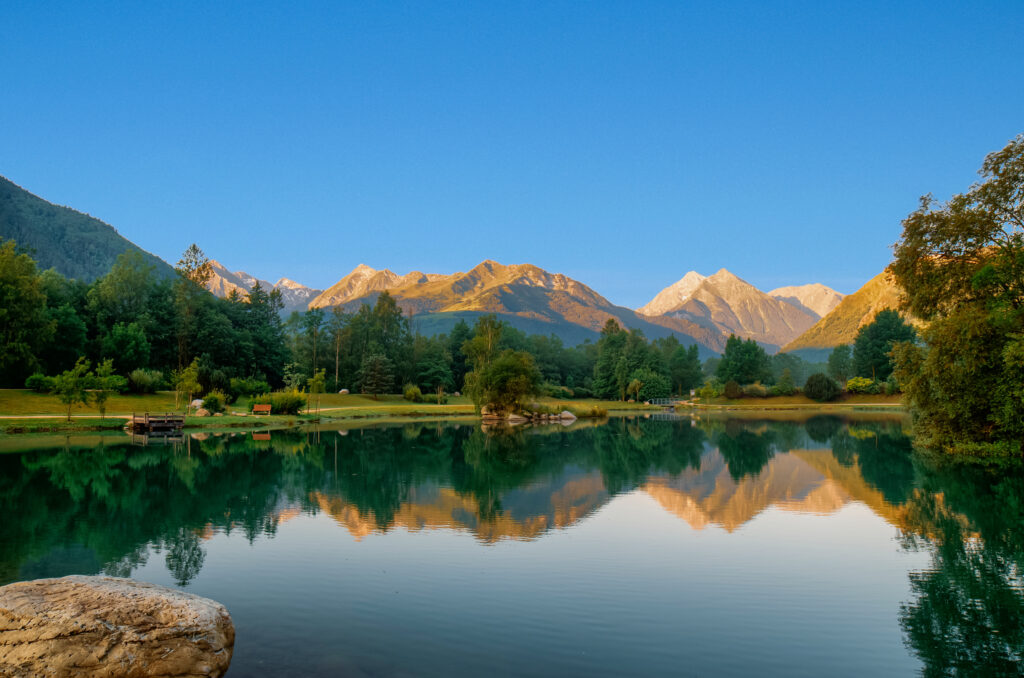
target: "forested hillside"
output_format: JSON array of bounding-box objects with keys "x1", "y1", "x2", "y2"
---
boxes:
[{"x1": 0, "y1": 177, "x2": 173, "y2": 282}]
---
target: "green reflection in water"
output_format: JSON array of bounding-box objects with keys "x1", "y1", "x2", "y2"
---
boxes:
[{"x1": 1, "y1": 416, "x2": 1023, "y2": 675}]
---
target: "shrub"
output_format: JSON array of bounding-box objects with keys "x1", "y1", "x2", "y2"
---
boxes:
[
  {"x1": 249, "y1": 389, "x2": 307, "y2": 415},
  {"x1": 202, "y1": 389, "x2": 228, "y2": 414},
  {"x1": 804, "y1": 373, "x2": 841, "y2": 402},
  {"x1": 723, "y1": 380, "x2": 743, "y2": 399},
  {"x1": 403, "y1": 384, "x2": 423, "y2": 402},
  {"x1": 544, "y1": 383, "x2": 574, "y2": 399},
  {"x1": 230, "y1": 377, "x2": 271, "y2": 402},
  {"x1": 102, "y1": 374, "x2": 130, "y2": 394},
  {"x1": 769, "y1": 382, "x2": 797, "y2": 396},
  {"x1": 567, "y1": 404, "x2": 607, "y2": 418},
  {"x1": 845, "y1": 376, "x2": 880, "y2": 395},
  {"x1": 570, "y1": 386, "x2": 594, "y2": 399},
  {"x1": 697, "y1": 380, "x2": 722, "y2": 400},
  {"x1": 742, "y1": 382, "x2": 768, "y2": 398},
  {"x1": 885, "y1": 375, "x2": 902, "y2": 395},
  {"x1": 128, "y1": 368, "x2": 164, "y2": 394},
  {"x1": 25, "y1": 373, "x2": 54, "y2": 393}
]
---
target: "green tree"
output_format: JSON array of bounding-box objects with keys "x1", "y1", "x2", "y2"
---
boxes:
[
  {"x1": 852, "y1": 310, "x2": 916, "y2": 381},
  {"x1": 307, "y1": 368, "x2": 326, "y2": 415},
  {"x1": 716, "y1": 335, "x2": 772, "y2": 385},
  {"x1": 359, "y1": 353, "x2": 394, "y2": 399},
  {"x1": 102, "y1": 322, "x2": 151, "y2": 373},
  {"x1": 827, "y1": 344, "x2": 852, "y2": 382},
  {"x1": 462, "y1": 314, "x2": 504, "y2": 370},
  {"x1": 669, "y1": 344, "x2": 703, "y2": 396},
  {"x1": 91, "y1": 358, "x2": 117, "y2": 419},
  {"x1": 466, "y1": 349, "x2": 541, "y2": 415},
  {"x1": 173, "y1": 358, "x2": 201, "y2": 411},
  {"x1": 628, "y1": 366, "x2": 671, "y2": 401},
  {"x1": 0, "y1": 240, "x2": 53, "y2": 385},
  {"x1": 53, "y1": 357, "x2": 91, "y2": 421},
  {"x1": 804, "y1": 372, "x2": 840, "y2": 402},
  {"x1": 891, "y1": 136, "x2": 1024, "y2": 454}
]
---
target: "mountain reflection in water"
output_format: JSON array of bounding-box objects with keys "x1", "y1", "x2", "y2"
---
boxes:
[{"x1": 1, "y1": 416, "x2": 1022, "y2": 675}]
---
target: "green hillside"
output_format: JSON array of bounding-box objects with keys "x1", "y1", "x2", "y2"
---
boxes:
[{"x1": 0, "y1": 176, "x2": 173, "y2": 281}]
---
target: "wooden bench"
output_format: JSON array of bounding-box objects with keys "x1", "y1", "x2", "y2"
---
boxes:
[{"x1": 252, "y1": 404, "x2": 272, "y2": 416}]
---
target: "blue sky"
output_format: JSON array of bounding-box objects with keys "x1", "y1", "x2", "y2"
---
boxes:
[{"x1": 3, "y1": 1, "x2": 1022, "y2": 307}]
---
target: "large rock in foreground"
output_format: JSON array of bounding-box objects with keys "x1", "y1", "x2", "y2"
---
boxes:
[{"x1": 0, "y1": 575, "x2": 234, "y2": 677}]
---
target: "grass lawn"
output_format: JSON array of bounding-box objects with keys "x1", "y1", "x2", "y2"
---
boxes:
[
  {"x1": 693, "y1": 393, "x2": 905, "y2": 409},
  {"x1": 0, "y1": 389, "x2": 178, "y2": 417}
]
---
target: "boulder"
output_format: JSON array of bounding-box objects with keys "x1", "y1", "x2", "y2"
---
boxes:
[
  {"x1": 339, "y1": 389, "x2": 350, "y2": 395},
  {"x1": 0, "y1": 575, "x2": 234, "y2": 677},
  {"x1": 189, "y1": 399, "x2": 204, "y2": 409},
  {"x1": 453, "y1": 391, "x2": 461, "y2": 397},
  {"x1": 559, "y1": 410, "x2": 577, "y2": 422},
  {"x1": 507, "y1": 413, "x2": 529, "y2": 425},
  {"x1": 214, "y1": 412, "x2": 224, "y2": 417},
  {"x1": 194, "y1": 408, "x2": 211, "y2": 417}
]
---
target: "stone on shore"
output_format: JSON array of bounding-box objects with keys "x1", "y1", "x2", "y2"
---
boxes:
[
  {"x1": 194, "y1": 408, "x2": 211, "y2": 417},
  {"x1": 0, "y1": 575, "x2": 234, "y2": 677},
  {"x1": 559, "y1": 410, "x2": 577, "y2": 422}
]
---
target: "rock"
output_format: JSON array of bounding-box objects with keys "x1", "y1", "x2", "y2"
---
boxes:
[
  {"x1": 507, "y1": 413, "x2": 529, "y2": 424},
  {"x1": 339, "y1": 389, "x2": 349, "y2": 395},
  {"x1": 0, "y1": 575, "x2": 234, "y2": 677},
  {"x1": 453, "y1": 391, "x2": 461, "y2": 397},
  {"x1": 194, "y1": 408, "x2": 211, "y2": 417},
  {"x1": 190, "y1": 399, "x2": 204, "y2": 409},
  {"x1": 214, "y1": 412, "x2": 224, "y2": 417},
  {"x1": 559, "y1": 410, "x2": 577, "y2": 422}
]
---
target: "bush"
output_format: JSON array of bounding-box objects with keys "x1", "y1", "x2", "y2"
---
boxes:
[
  {"x1": 845, "y1": 376, "x2": 880, "y2": 395},
  {"x1": 723, "y1": 380, "x2": 743, "y2": 399},
  {"x1": 102, "y1": 374, "x2": 129, "y2": 394},
  {"x1": 570, "y1": 386, "x2": 594, "y2": 399},
  {"x1": 403, "y1": 384, "x2": 423, "y2": 402},
  {"x1": 249, "y1": 389, "x2": 307, "y2": 415},
  {"x1": 804, "y1": 373, "x2": 841, "y2": 402},
  {"x1": 567, "y1": 404, "x2": 607, "y2": 418},
  {"x1": 769, "y1": 382, "x2": 797, "y2": 396},
  {"x1": 742, "y1": 382, "x2": 768, "y2": 398},
  {"x1": 202, "y1": 389, "x2": 228, "y2": 414},
  {"x1": 697, "y1": 380, "x2": 722, "y2": 400},
  {"x1": 25, "y1": 373, "x2": 54, "y2": 393},
  {"x1": 128, "y1": 369, "x2": 164, "y2": 394},
  {"x1": 544, "y1": 383, "x2": 574, "y2": 399},
  {"x1": 885, "y1": 375, "x2": 902, "y2": 395},
  {"x1": 230, "y1": 376, "x2": 271, "y2": 402}
]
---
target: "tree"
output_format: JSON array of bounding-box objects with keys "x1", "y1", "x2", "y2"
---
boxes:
[
  {"x1": 359, "y1": 353, "x2": 394, "y2": 400},
  {"x1": 717, "y1": 335, "x2": 772, "y2": 385},
  {"x1": 0, "y1": 240, "x2": 53, "y2": 385},
  {"x1": 628, "y1": 367, "x2": 671, "y2": 401},
  {"x1": 890, "y1": 136, "x2": 1024, "y2": 454},
  {"x1": 326, "y1": 307, "x2": 348, "y2": 390},
  {"x1": 466, "y1": 349, "x2": 541, "y2": 415},
  {"x1": 53, "y1": 358, "x2": 91, "y2": 421},
  {"x1": 91, "y1": 358, "x2": 117, "y2": 418},
  {"x1": 804, "y1": 373, "x2": 840, "y2": 402},
  {"x1": 852, "y1": 310, "x2": 916, "y2": 381},
  {"x1": 827, "y1": 344, "x2": 852, "y2": 382},
  {"x1": 462, "y1": 315, "x2": 504, "y2": 370},
  {"x1": 669, "y1": 344, "x2": 703, "y2": 396},
  {"x1": 102, "y1": 322, "x2": 151, "y2": 373},
  {"x1": 307, "y1": 368, "x2": 326, "y2": 415},
  {"x1": 174, "y1": 358, "x2": 201, "y2": 411},
  {"x1": 175, "y1": 243, "x2": 213, "y2": 287}
]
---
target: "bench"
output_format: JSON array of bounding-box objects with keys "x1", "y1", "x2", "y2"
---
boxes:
[{"x1": 252, "y1": 404, "x2": 272, "y2": 416}]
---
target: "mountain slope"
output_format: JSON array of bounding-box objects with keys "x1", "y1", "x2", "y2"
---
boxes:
[
  {"x1": 206, "y1": 259, "x2": 321, "y2": 313},
  {"x1": 0, "y1": 176, "x2": 173, "y2": 281},
  {"x1": 638, "y1": 269, "x2": 820, "y2": 349},
  {"x1": 782, "y1": 271, "x2": 906, "y2": 352},
  {"x1": 769, "y1": 283, "x2": 844, "y2": 318},
  {"x1": 311, "y1": 260, "x2": 722, "y2": 355}
]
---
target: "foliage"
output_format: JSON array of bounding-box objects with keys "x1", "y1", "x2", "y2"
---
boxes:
[
  {"x1": 230, "y1": 376, "x2": 270, "y2": 401},
  {"x1": 466, "y1": 349, "x2": 541, "y2": 415},
  {"x1": 698, "y1": 379, "x2": 723, "y2": 399},
  {"x1": 91, "y1": 358, "x2": 119, "y2": 418},
  {"x1": 723, "y1": 380, "x2": 743, "y2": 399},
  {"x1": 306, "y1": 369, "x2": 326, "y2": 414},
  {"x1": 25, "y1": 373, "x2": 54, "y2": 393},
  {"x1": 173, "y1": 358, "x2": 201, "y2": 411},
  {"x1": 742, "y1": 382, "x2": 768, "y2": 398},
  {"x1": 827, "y1": 344, "x2": 852, "y2": 382},
  {"x1": 803, "y1": 373, "x2": 840, "y2": 402},
  {"x1": 359, "y1": 353, "x2": 395, "y2": 399},
  {"x1": 845, "y1": 376, "x2": 880, "y2": 395},
  {"x1": 769, "y1": 369, "x2": 797, "y2": 396},
  {"x1": 52, "y1": 358, "x2": 91, "y2": 421},
  {"x1": 717, "y1": 335, "x2": 772, "y2": 385},
  {"x1": 0, "y1": 240, "x2": 53, "y2": 384},
  {"x1": 852, "y1": 310, "x2": 916, "y2": 381},
  {"x1": 403, "y1": 384, "x2": 423, "y2": 403},
  {"x1": 249, "y1": 389, "x2": 307, "y2": 415},
  {"x1": 201, "y1": 390, "x2": 228, "y2": 414},
  {"x1": 128, "y1": 368, "x2": 165, "y2": 394},
  {"x1": 890, "y1": 136, "x2": 1024, "y2": 454},
  {"x1": 627, "y1": 367, "x2": 671, "y2": 401},
  {"x1": 101, "y1": 322, "x2": 151, "y2": 373}
]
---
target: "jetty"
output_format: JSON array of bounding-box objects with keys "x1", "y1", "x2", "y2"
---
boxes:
[{"x1": 127, "y1": 413, "x2": 185, "y2": 434}]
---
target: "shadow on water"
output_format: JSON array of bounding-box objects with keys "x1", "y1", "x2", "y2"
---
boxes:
[{"x1": 2, "y1": 416, "x2": 1023, "y2": 674}]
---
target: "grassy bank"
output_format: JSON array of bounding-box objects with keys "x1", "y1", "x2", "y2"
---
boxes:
[
  {"x1": 690, "y1": 392, "x2": 905, "y2": 410},
  {"x1": 0, "y1": 390, "x2": 656, "y2": 435}
]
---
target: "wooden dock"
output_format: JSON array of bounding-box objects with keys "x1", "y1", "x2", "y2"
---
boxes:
[{"x1": 127, "y1": 413, "x2": 185, "y2": 433}]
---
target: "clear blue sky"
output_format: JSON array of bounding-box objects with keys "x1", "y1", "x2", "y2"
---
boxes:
[{"x1": 3, "y1": 1, "x2": 1022, "y2": 307}]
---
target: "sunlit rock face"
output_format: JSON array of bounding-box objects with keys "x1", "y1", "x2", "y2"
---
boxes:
[
  {"x1": 639, "y1": 269, "x2": 826, "y2": 349},
  {"x1": 0, "y1": 575, "x2": 234, "y2": 677},
  {"x1": 205, "y1": 259, "x2": 322, "y2": 313},
  {"x1": 768, "y1": 283, "x2": 845, "y2": 318}
]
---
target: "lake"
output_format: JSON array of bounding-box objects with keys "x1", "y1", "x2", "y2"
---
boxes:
[{"x1": 2, "y1": 415, "x2": 1022, "y2": 676}]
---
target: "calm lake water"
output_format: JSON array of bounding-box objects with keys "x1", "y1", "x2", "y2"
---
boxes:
[{"x1": 3, "y1": 415, "x2": 1023, "y2": 676}]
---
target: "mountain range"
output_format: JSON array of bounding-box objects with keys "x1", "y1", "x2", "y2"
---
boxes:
[{"x1": 2, "y1": 174, "x2": 909, "y2": 356}]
